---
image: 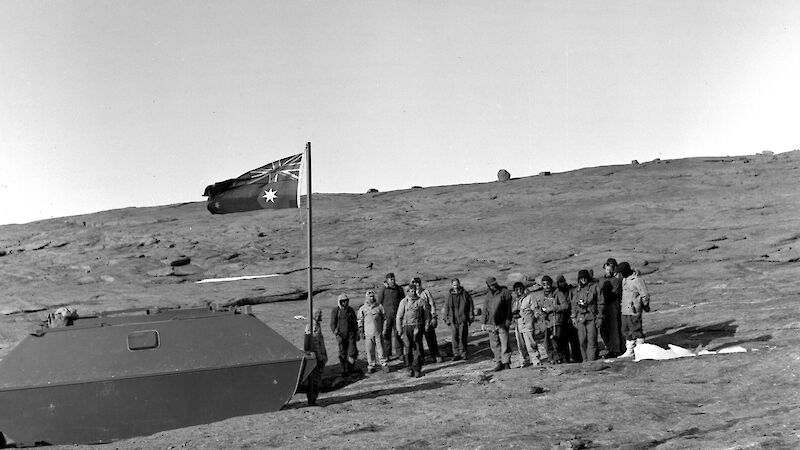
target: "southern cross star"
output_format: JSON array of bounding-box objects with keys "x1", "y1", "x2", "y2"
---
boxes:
[{"x1": 262, "y1": 188, "x2": 278, "y2": 203}]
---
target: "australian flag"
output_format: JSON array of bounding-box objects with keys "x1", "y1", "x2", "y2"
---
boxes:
[{"x1": 204, "y1": 153, "x2": 304, "y2": 214}]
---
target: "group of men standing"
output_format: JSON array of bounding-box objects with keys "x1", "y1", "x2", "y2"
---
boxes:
[
  {"x1": 484, "y1": 258, "x2": 651, "y2": 371},
  {"x1": 304, "y1": 259, "x2": 651, "y2": 403}
]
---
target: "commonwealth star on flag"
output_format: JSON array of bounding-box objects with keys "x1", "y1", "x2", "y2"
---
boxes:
[{"x1": 203, "y1": 152, "x2": 305, "y2": 214}]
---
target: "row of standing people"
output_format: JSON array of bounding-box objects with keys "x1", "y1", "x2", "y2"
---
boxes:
[
  {"x1": 303, "y1": 260, "x2": 650, "y2": 403},
  {"x1": 484, "y1": 258, "x2": 651, "y2": 372}
]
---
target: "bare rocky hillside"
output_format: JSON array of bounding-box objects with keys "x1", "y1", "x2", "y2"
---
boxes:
[{"x1": 1, "y1": 152, "x2": 799, "y2": 449}]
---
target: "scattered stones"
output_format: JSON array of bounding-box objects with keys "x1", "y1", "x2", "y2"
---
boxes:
[
  {"x1": 497, "y1": 169, "x2": 511, "y2": 182},
  {"x1": 554, "y1": 437, "x2": 591, "y2": 449}
]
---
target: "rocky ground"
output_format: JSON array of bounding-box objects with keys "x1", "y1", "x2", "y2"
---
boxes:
[{"x1": 1, "y1": 151, "x2": 799, "y2": 449}]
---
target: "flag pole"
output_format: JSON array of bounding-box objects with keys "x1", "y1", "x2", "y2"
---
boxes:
[{"x1": 305, "y1": 142, "x2": 313, "y2": 333}]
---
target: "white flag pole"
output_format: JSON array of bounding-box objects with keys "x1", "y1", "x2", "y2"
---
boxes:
[{"x1": 305, "y1": 142, "x2": 313, "y2": 333}]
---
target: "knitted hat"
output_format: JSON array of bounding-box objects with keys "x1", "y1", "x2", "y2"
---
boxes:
[
  {"x1": 385, "y1": 272, "x2": 395, "y2": 280},
  {"x1": 512, "y1": 281, "x2": 525, "y2": 290},
  {"x1": 605, "y1": 258, "x2": 618, "y2": 267},
  {"x1": 541, "y1": 275, "x2": 553, "y2": 284},
  {"x1": 556, "y1": 275, "x2": 566, "y2": 284},
  {"x1": 485, "y1": 276, "x2": 497, "y2": 285},
  {"x1": 578, "y1": 269, "x2": 590, "y2": 280},
  {"x1": 337, "y1": 294, "x2": 349, "y2": 302}
]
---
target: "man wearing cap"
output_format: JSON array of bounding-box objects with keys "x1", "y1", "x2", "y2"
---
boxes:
[
  {"x1": 357, "y1": 290, "x2": 390, "y2": 373},
  {"x1": 395, "y1": 284, "x2": 431, "y2": 377},
  {"x1": 512, "y1": 281, "x2": 540, "y2": 367},
  {"x1": 304, "y1": 308, "x2": 328, "y2": 406},
  {"x1": 598, "y1": 258, "x2": 625, "y2": 357},
  {"x1": 330, "y1": 293, "x2": 359, "y2": 376},
  {"x1": 412, "y1": 277, "x2": 442, "y2": 363},
  {"x1": 482, "y1": 276, "x2": 514, "y2": 371},
  {"x1": 618, "y1": 261, "x2": 651, "y2": 358},
  {"x1": 377, "y1": 272, "x2": 405, "y2": 360},
  {"x1": 570, "y1": 270, "x2": 604, "y2": 362},
  {"x1": 533, "y1": 276, "x2": 569, "y2": 364},
  {"x1": 443, "y1": 278, "x2": 475, "y2": 361}
]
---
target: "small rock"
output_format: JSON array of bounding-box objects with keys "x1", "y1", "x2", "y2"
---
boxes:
[
  {"x1": 0, "y1": 249, "x2": 6, "y2": 257},
  {"x1": 529, "y1": 386, "x2": 546, "y2": 394},
  {"x1": 100, "y1": 275, "x2": 115, "y2": 282},
  {"x1": 169, "y1": 257, "x2": 191, "y2": 267},
  {"x1": 643, "y1": 260, "x2": 649, "y2": 266},
  {"x1": 366, "y1": 188, "x2": 379, "y2": 193},
  {"x1": 631, "y1": 159, "x2": 639, "y2": 165},
  {"x1": 539, "y1": 171, "x2": 551, "y2": 176},
  {"x1": 411, "y1": 185, "x2": 423, "y2": 189},
  {"x1": 224, "y1": 253, "x2": 240, "y2": 261},
  {"x1": 366, "y1": 262, "x2": 374, "y2": 270},
  {"x1": 497, "y1": 169, "x2": 511, "y2": 182}
]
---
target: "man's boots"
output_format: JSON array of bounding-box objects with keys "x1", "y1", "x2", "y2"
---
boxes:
[
  {"x1": 492, "y1": 362, "x2": 505, "y2": 372},
  {"x1": 618, "y1": 340, "x2": 636, "y2": 358}
]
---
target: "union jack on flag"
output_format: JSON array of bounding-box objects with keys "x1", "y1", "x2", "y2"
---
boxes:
[{"x1": 239, "y1": 153, "x2": 302, "y2": 185}]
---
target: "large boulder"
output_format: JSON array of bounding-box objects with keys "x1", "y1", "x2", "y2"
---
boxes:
[{"x1": 497, "y1": 169, "x2": 511, "y2": 182}]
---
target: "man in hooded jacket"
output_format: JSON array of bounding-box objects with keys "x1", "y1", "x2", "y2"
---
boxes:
[
  {"x1": 330, "y1": 293, "x2": 359, "y2": 375},
  {"x1": 358, "y1": 289, "x2": 390, "y2": 373}
]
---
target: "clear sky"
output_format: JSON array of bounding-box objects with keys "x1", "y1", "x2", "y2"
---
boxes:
[{"x1": 1, "y1": 1, "x2": 799, "y2": 225}]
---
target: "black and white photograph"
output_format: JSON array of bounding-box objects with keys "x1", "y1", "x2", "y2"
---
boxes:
[{"x1": 1, "y1": 1, "x2": 799, "y2": 448}]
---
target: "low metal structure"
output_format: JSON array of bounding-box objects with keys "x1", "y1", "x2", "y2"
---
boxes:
[{"x1": 0, "y1": 307, "x2": 315, "y2": 446}]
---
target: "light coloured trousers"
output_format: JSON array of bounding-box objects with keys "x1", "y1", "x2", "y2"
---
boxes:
[
  {"x1": 365, "y1": 333, "x2": 388, "y2": 368},
  {"x1": 515, "y1": 327, "x2": 541, "y2": 364}
]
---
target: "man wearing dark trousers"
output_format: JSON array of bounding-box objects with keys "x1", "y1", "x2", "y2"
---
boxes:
[
  {"x1": 443, "y1": 278, "x2": 474, "y2": 361},
  {"x1": 330, "y1": 293, "x2": 359, "y2": 375},
  {"x1": 377, "y1": 272, "x2": 405, "y2": 360}
]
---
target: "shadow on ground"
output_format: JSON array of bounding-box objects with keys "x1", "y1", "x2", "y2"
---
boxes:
[{"x1": 647, "y1": 320, "x2": 772, "y2": 350}]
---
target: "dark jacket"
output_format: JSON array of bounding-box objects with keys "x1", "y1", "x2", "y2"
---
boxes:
[
  {"x1": 483, "y1": 285, "x2": 513, "y2": 329},
  {"x1": 377, "y1": 284, "x2": 405, "y2": 318},
  {"x1": 598, "y1": 274, "x2": 622, "y2": 306},
  {"x1": 533, "y1": 288, "x2": 570, "y2": 328},
  {"x1": 330, "y1": 305, "x2": 358, "y2": 337},
  {"x1": 444, "y1": 287, "x2": 474, "y2": 325},
  {"x1": 570, "y1": 282, "x2": 604, "y2": 322}
]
